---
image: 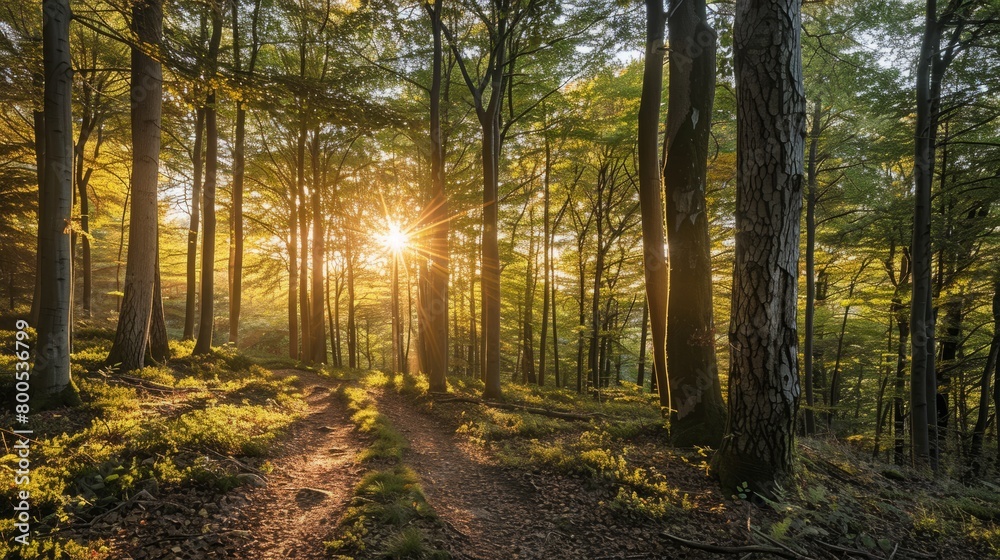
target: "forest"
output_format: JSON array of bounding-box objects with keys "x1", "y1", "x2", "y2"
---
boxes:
[{"x1": 2, "y1": 0, "x2": 1000, "y2": 558}]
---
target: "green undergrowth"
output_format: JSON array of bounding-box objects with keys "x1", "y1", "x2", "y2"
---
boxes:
[
  {"x1": 326, "y1": 370, "x2": 449, "y2": 560},
  {"x1": 0, "y1": 331, "x2": 305, "y2": 560},
  {"x1": 391, "y1": 372, "x2": 1000, "y2": 558}
]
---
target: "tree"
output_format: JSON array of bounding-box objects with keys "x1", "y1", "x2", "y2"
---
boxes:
[
  {"x1": 183, "y1": 107, "x2": 204, "y2": 340},
  {"x1": 422, "y1": 0, "x2": 449, "y2": 393},
  {"x1": 229, "y1": 0, "x2": 263, "y2": 345},
  {"x1": 663, "y1": 0, "x2": 726, "y2": 446},
  {"x1": 193, "y1": 0, "x2": 223, "y2": 356},
  {"x1": 105, "y1": 0, "x2": 163, "y2": 373},
  {"x1": 33, "y1": 0, "x2": 75, "y2": 398},
  {"x1": 636, "y1": 0, "x2": 669, "y2": 411},
  {"x1": 712, "y1": 0, "x2": 805, "y2": 497}
]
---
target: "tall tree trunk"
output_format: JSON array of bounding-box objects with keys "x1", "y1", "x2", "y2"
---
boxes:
[
  {"x1": 347, "y1": 230, "x2": 357, "y2": 368},
  {"x1": 829, "y1": 262, "x2": 867, "y2": 427},
  {"x1": 296, "y1": 118, "x2": 311, "y2": 361},
  {"x1": 425, "y1": 0, "x2": 449, "y2": 391},
  {"x1": 34, "y1": 0, "x2": 75, "y2": 396},
  {"x1": 910, "y1": 0, "x2": 940, "y2": 472},
  {"x1": 106, "y1": 0, "x2": 164, "y2": 373},
  {"x1": 539, "y1": 130, "x2": 552, "y2": 387},
  {"x1": 893, "y1": 295, "x2": 910, "y2": 465},
  {"x1": 637, "y1": 0, "x2": 670, "y2": 411},
  {"x1": 227, "y1": 0, "x2": 260, "y2": 345},
  {"x1": 552, "y1": 272, "x2": 561, "y2": 387},
  {"x1": 392, "y1": 252, "x2": 403, "y2": 372},
  {"x1": 969, "y1": 274, "x2": 999, "y2": 474},
  {"x1": 664, "y1": 0, "x2": 725, "y2": 446},
  {"x1": 468, "y1": 269, "x2": 477, "y2": 377},
  {"x1": 522, "y1": 212, "x2": 537, "y2": 385},
  {"x1": 229, "y1": 27, "x2": 245, "y2": 344},
  {"x1": 192, "y1": 2, "x2": 223, "y2": 356},
  {"x1": 184, "y1": 108, "x2": 204, "y2": 340},
  {"x1": 310, "y1": 130, "x2": 326, "y2": 363},
  {"x1": 73, "y1": 110, "x2": 96, "y2": 318},
  {"x1": 480, "y1": 115, "x2": 502, "y2": 398},
  {"x1": 637, "y1": 299, "x2": 649, "y2": 389},
  {"x1": 288, "y1": 188, "x2": 298, "y2": 359},
  {"x1": 712, "y1": 0, "x2": 804, "y2": 497},
  {"x1": 576, "y1": 236, "x2": 587, "y2": 394},
  {"x1": 803, "y1": 98, "x2": 821, "y2": 435},
  {"x1": 30, "y1": 71, "x2": 44, "y2": 328}
]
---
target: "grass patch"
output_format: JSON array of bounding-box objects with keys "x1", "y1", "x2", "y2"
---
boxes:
[
  {"x1": 0, "y1": 329, "x2": 304, "y2": 559},
  {"x1": 326, "y1": 371, "x2": 449, "y2": 560}
]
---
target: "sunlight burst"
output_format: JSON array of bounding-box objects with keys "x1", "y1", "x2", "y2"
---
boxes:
[{"x1": 383, "y1": 222, "x2": 409, "y2": 253}]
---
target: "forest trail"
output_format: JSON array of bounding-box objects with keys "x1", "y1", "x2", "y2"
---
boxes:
[
  {"x1": 370, "y1": 388, "x2": 678, "y2": 560},
  {"x1": 218, "y1": 370, "x2": 364, "y2": 559},
  {"x1": 372, "y1": 389, "x2": 547, "y2": 560}
]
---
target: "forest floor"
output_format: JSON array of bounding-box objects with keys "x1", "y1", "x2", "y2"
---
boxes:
[{"x1": 3, "y1": 335, "x2": 1000, "y2": 560}]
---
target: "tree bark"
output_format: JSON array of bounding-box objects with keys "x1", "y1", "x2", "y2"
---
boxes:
[
  {"x1": 539, "y1": 130, "x2": 552, "y2": 386},
  {"x1": 664, "y1": 0, "x2": 726, "y2": 446},
  {"x1": 310, "y1": 129, "x2": 326, "y2": 363},
  {"x1": 803, "y1": 98, "x2": 821, "y2": 435},
  {"x1": 34, "y1": 0, "x2": 75, "y2": 395},
  {"x1": 969, "y1": 273, "x2": 998, "y2": 473},
  {"x1": 30, "y1": 70, "x2": 44, "y2": 328},
  {"x1": 106, "y1": 0, "x2": 163, "y2": 373},
  {"x1": 148, "y1": 247, "x2": 169, "y2": 363},
  {"x1": 184, "y1": 108, "x2": 204, "y2": 340},
  {"x1": 296, "y1": 118, "x2": 311, "y2": 361},
  {"x1": 910, "y1": 0, "x2": 940, "y2": 472},
  {"x1": 288, "y1": 181, "x2": 298, "y2": 360},
  {"x1": 637, "y1": 299, "x2": 649, "y2": 390},
  {"x1": 346, "y1": 229, "x2": 357, "y2": 368},
  {"x1": 637, "y1": 0, "x2": 670, "y2": 411},
  {"x1": 711, "y1": 0, "x2": 805, "y2": 497},
  {"x1": 192, "y1": 1, "x2": 223, "y2": 356},
  {"x1": 425, "y1": 0, "x2": 449, "y2": 391}
]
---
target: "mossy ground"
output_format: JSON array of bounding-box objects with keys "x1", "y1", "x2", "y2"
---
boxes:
[{"x1": 0, "y1": 330, "x2": 304, "y2": 560}]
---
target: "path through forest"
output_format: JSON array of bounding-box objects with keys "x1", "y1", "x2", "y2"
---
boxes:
[
  {"x1": 118, "y1": 369, "x2": 696, "y2": 558},
  {"x1": 220, "y1": 371, "x2": 364, "y2": 559}
]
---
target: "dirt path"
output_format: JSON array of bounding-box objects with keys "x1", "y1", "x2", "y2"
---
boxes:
[
  {"x1": 216, "y1": 371, "x2": 364, "y2": 559},
  {"x1": 374, "y1": 388, "x2": 690, "y2": 560},
  {"x1": 374, "y1": 389, "x2": 557, "y2": 560}
]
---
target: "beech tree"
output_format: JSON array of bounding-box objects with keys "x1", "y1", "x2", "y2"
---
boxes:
[
  {"x1": 192, "y1": 0, "x2": 223, "y2": 356},
  {"x1": 636, "y1": 0, "x2": 669, "y2": 412},
  {"x1": 106, "y1": 0, "x2": 163, "y2": 372},
  {"x1": 34, "y1": 0, "x2": 74, "y2": 397},
  {"x1": 663, "y1": 0, "x2": 726, "y2": 447}
]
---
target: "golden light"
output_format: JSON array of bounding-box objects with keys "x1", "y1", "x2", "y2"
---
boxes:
[{"x1": 383, "y1": 222, "x2": 409, "y2": 253}]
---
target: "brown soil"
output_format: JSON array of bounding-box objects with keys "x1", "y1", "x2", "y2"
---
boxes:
[{"x1": 105, "y1": 370, "x2": 364, "y2": 559}]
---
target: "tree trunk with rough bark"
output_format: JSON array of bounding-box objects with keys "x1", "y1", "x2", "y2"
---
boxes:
[
  {"x1": 711, "y1": 0, "x2": 805, "y2": 497},
  {"x1": 106, "y1": 0, "x2": 163, "y2": 373}
]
